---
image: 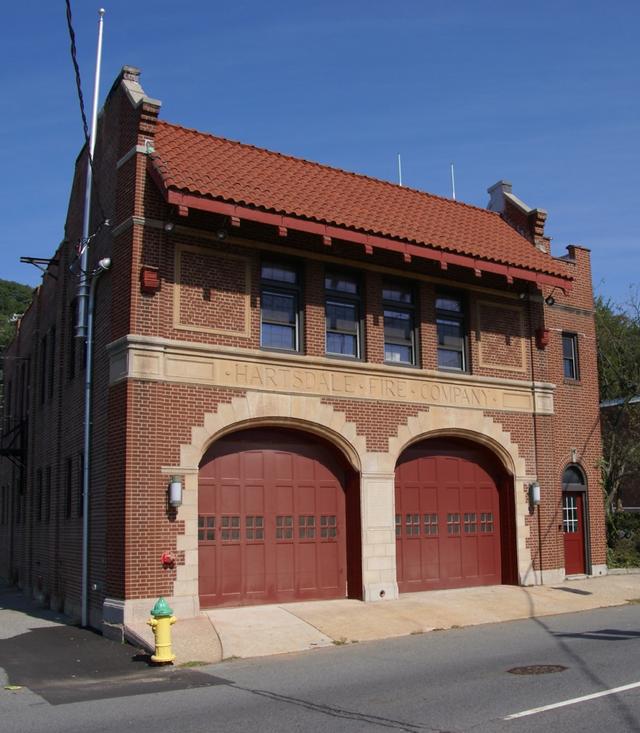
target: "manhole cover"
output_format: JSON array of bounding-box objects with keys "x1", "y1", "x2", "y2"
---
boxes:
[{"x1": 508, "y1": 665, "x2": 567, "y2": 675}]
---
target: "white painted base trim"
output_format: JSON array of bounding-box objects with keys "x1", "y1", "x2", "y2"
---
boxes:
[
  {"x1": 103, "y1": 595, "x2": 200, "y2": 624},
  {"x1": 543, "y1": 568, "x2": 566, "y2": 585},
  {"x1": 363, "y1": 582, "x2": 399, "y2": 602},
  {"x1": 520, "y1": 567, "x2": 565, "y2": 586},
  {"x1": 590, "y1": 564, "x2": 608, "y2": 577}
]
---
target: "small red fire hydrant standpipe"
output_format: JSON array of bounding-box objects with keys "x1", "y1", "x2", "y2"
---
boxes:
[{"x1": 147, "y1": 597, "x2": 176, "y2": 664}]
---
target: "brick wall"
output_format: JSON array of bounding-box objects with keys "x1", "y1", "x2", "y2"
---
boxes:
[{"x1": 0, "y1": 67, "x2": 606, "y2": 621}]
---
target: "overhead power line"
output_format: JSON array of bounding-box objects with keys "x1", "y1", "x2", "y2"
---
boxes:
[{"x1": 64, "y1": 0, "x2": 109, "y2": 256}]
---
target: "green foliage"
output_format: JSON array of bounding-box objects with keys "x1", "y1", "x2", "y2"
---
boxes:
[
  {"x1": 606, "y1": 512, "x2": 640, "y2": 568},
  {"x1": 608, "y1": 542, "x2": 640, "y2": 568},
  {"x1": 607, "y1": 510, "x2": 640, "y2": 545},
  {"x1": 595, "y1": 293, "x2": 640, "y2": 401},
  {"x1": 595, "y1": 291, "x2": 640, "y2": 522},
  {"x1": 0, "y1": 279, "x2": 34, "y2": 354}
]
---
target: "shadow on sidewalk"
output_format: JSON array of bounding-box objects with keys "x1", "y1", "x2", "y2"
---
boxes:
[{"x1": 0, "y1": 584, "x2": 230, "y2": 705}]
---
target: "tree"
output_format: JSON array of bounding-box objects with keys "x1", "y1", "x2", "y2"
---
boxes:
[
  {"x1": 0, "y1": 279, "x2": 34, "y2": 414},
  {"x1": 0, "y1": 278, "x2": 34, "y2": 355},
  {"x1": 595, "y1": 290, "x2": 640, "y2": 519}
]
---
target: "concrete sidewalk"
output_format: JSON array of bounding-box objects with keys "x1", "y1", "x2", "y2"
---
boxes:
[
  {"x1": 0, "y1": 580, "x2": 225, "y2": 704},
  {"x1": 128, "y1": 572, "x2": 640, "y2": 665}
]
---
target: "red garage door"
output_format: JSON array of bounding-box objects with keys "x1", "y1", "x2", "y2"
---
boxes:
[
  {"x1": 395, "y1": 438, "x2": 513, "y2": 592},
  {"x1": 198, "y1": 428, "x2": 350, "y2": 607}
]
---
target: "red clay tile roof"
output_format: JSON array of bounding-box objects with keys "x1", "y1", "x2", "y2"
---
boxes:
[{"x1": 151, "y1": 120, "x2": 570, "y2": 281}]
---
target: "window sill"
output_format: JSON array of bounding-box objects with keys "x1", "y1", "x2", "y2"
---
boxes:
[
  {"x1": 563, "y1": 378, "x2": 582, "y2": 386},
  {"x1": 325, "y1": 353, "x2": 364, "y2": 363},
  {"x1": 383, "y1": 361, "x2": 421, "y2": 370},
  {"x1": 259, "y1": 345, "x2": 302, "y2": 356},
  {"x1": 438, "y1": 367, "x2": 470, "y2": 375}
]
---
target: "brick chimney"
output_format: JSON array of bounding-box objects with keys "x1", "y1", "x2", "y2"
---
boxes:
[{"x1": 487, "y1": 180, "x2": 550, "y2": 253}]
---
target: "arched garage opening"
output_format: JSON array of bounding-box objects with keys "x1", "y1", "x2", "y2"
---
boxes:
[
  {"x1": 395, "y1": 436, "x2": 517, "y2": 592},
  {"x1": 198, "y1": 427, "x2": 361, "y2": 607}
]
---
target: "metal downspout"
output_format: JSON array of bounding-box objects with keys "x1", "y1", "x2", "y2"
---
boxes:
[{"x1": 81, "y1": 259, "x2": 110, "y2": 628}]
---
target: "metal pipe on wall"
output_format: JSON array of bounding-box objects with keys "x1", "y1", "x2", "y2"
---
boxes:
[
  {"x1": 75, "y1": 8, "x2": 105, "y2": 340},
  {"x1": 81, "y1": 258, "x2": 110, "y2": 628}
]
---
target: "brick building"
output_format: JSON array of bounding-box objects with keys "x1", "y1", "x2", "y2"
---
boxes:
[{"x1": 0, "y1": 67, "x2": 605, "y2": 634}]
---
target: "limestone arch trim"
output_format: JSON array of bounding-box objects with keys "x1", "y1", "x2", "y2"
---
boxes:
[
  {"x1": 179, "y1": 393, "x2": 366, "y2": 472},
  {"x1": 386, "y1": 405, "x2": 532, "y2": 585},
  {"x1": 171, "y1": 392, "x2": 369, "y2": 606},
  {"x1": 384, "y1": 406, "x2": 526, "y2": 476},
  {"x1": 200, "y1": 416, "x2": 365, "y2": 472}
]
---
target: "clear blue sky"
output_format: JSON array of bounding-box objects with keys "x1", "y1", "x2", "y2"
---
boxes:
[{"x1": 2, "y1": 1, "x2": 638, "y2": 302}]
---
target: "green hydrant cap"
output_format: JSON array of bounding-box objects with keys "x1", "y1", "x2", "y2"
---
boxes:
[{"x1": 150, "y1": 597, "x2": 174, "y2": 617}]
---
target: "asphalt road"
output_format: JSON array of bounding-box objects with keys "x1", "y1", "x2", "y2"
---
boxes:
[{"x1": 2, "y1": 603, "x2": 640, "y2": 733}]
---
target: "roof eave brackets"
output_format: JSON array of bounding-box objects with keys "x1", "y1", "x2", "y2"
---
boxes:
[{"x1": 163, "y1": 189, "x2": 572, "y2": 293}]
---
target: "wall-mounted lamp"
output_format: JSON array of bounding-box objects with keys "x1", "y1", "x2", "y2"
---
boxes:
[
  {"x1": 216, "y1": 228, "x2": 227, "y2": 241},
  {"x1": 544, "y1": 287, "x2": 559, "y2": 307},
  {"x1": 164, "y1": 221, "x2": 175, "y2": 232},
  {"x1": 168, "y1": 475, "x2": 183, "y2": 507},
  {"x1": 529, "y1": 481, "x2": 541, "y2": 506}
]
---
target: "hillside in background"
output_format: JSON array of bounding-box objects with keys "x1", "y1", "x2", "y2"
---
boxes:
[{"x1": 0, "y1": 279, "x2": 34, "y2": 354}]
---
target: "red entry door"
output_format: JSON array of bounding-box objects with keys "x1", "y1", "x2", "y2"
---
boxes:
[
  {"x1": 395, "y1": 439, "x2": 506, "y2": 592},
  {"x1": 563, "y1": 492, "x2": 586, "y2": 575},
  {"x1": 198, "y1": 428, "x2": 348, "y2": 607}
]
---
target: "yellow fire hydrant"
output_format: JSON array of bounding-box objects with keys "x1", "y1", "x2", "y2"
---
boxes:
[{"x1": 147, "y1": 597, "x2": 176, "y2": 664}]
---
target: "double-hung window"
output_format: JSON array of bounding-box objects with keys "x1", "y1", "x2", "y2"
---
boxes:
[
  {"x1": 325, "y1": 271, "x2": 361, "y2": 358},
  {"x1": 562, "y1": 333, "x2": 579, "y2": 380},
  {"x1": 260, "y1": 261, "x2": 301, "y2": 351},
  {"x1": 68, "y1": 300, "x2": 77, "y2": 380},
  {"x1": 383, "y1": 281, "x2": 416, "y2": 365},
  {"x1": 39, "y1": 334, "x2": 47, "y2": 405},
  {"x1": 436, "y1": 293, "x2": 467, "y2": 371}
]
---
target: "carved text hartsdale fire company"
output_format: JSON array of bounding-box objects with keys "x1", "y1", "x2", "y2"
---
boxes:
[{"x1": 227, "y1": 361, "x2": 498, "y2": 408}]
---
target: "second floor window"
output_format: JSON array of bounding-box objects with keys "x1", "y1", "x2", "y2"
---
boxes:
[
  {"x1": 260, "y1": 261, "x2": 301, "y2": 351},
  {"x1": 383, "y1": 281, "x2": 416, "y2": 365},
  {"x1": 48, "y1": 326, "x2": 56, "y2": 399},
  {"x1": 65, "y1": 456, "x2": 73, "y2": 519},
  {"x1": 325, "y1": 271, "x2": 361, "y2": 358},
  {"x1": 68, "y1": 300, "x2": 77, "y2": 380},
  {"x1": 562, "y1": 333, "x2": 579, "y2": 379},
  {"x1": 436, "y1": 293, "x2": 467, "y2": 371},
  {"x1": 36, "y1": 469, "x2": 43, "y2": 523},
  {"x1": 39, "y1": 334, "x2": 47, "y2": 405}
]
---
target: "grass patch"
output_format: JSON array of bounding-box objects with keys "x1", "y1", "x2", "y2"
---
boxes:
[
  {"x1": 332, "y1": 637, "x2": 348, "y2": 646},
  {"x1": 179, "y1": 660, "x2": 209, "y2": 668}
]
